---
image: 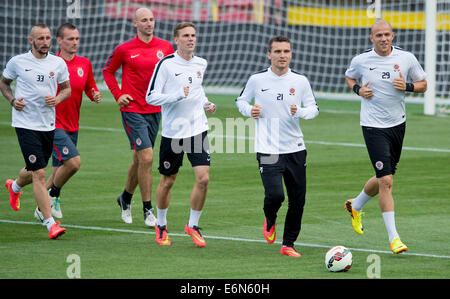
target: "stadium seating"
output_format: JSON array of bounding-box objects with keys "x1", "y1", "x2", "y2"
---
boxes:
[
  {"x1": 104, "y1": 0, "x2": 281, "y2": 23},
  {"x1": 220, "y1": 9, "x2": 251, "y2": 23},
  {"x1": 216, "y1": 0, "x2": 254, "y2": 8}
]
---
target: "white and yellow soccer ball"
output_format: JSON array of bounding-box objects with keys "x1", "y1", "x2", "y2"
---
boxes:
[{"x1": 325, "y1": 246, "x2": 353, "y2": 272}]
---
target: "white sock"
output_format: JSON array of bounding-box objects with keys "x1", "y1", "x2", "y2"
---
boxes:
[
  {"x1": 188, "y1": 209, "x2": 202, "y2": 228},
  {"x1": 352, "y1": 189, "x2": 372, "y2": 212},
  {"x1": 382, "y1": 211, "x2": 399, "y2": 243},
  {"x1": 11, "y1": 180, "x2": 22, "y2": 193},
  {"x1": 156, "y1": 208, "x2": 168, "y2": 227},
  {"x1": 43, "y1": 217, "x2": 56, "y2": 231}
]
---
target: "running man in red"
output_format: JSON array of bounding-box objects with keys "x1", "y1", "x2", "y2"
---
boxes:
[
  {"x1": 103, "y1": 7, "x2": 174, "y2": 226},
  {"x1": 34, "y1": 23, "x2": 102, "y2": 222}
]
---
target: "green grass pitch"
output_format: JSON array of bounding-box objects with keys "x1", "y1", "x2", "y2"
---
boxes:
[{"x1": 0, "y1": 92, "x2": 449, "y2": 279}]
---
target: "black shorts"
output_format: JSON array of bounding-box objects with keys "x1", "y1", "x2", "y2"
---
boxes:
[
  {"x1": 52, "y1": 129, "x2": 79, "y2": 166},
  {"x1": 159, "y1": 131, "x2": 210, "y2": 176},
  {"x1": 362, "y1": 122, "x2": 406, "y2": 178},
  {"x1": 121, "y1": 111, "x2": 160, "y2": 150},
  {"x1": 15, "y1": 127, "x2": 54, "y2": 171}
]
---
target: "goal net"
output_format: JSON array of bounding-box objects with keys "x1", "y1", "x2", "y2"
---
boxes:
[{"x1": 0, "y1": 0, "x2": 448, "y2": 114}]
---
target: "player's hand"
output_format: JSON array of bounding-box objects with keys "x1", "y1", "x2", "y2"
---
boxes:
[
  {"x1": 117, "y1": 94, "x2": 133, "y2": 107},
  {"x1": 45, "y1": 95, "x2": 57, "y2": 107},
  {"x1": 251, "y1": 104, "x2": 261, "y2": 119},
  {"x1": 290, "y1": 104, "x2": 297, "y2": 116},
  {"x1": 92, "y1": 88, "x2": 102, "y2": 103},
  {"x1": 204, "y1": 101, "x2": 216, "y2": 114},
  {"x1": 13, "y1": 97, "x2": 25, "y2": 111},
  {"x1": 183, "y1": 86, "x2": 190, "y2": 97},
  {"x1": 393, "y1": 71, "x2": 406, "y2": 91},
  {"x1": 359, "y1": 81, "x2": 373, "y2": 99}
]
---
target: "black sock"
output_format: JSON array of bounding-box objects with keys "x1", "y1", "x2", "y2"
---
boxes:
[
  {"x1": 266, "y1": 218, "x2": 276, "y2": 231},
  {"x1": 49, "y1": 184, "x2": 61, "y2": 198},
  {"x1": 122, "y1": 190, "x2": 133, "y2": 205},
  {"x1": 143, "y1": 201, "x2": 152, "y2": 212}
]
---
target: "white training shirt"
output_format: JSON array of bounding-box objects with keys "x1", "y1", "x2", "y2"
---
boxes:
[
  {"x1": 3, "y1": 51, "x2": 70, "y2": 131},
  {"x1": 345, "y1": 46, "x2": 426, "y2": 128},
  {"x1": 236, "y1": 67, "x2": 319, "y2": 154},
  {"x1": 146, "y1": 51, "x2": 210, "y2": 139}
]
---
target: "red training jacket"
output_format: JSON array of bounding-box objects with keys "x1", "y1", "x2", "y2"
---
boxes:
[
  {"x1": 56, "y1": 53, "x2": 98, "y2": 132},
  {"x1": 103, "y1": 35, "x2": 174, "y2": 113}
]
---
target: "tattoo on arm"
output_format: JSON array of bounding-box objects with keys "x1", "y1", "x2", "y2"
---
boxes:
[
  {"x1": 59, "y1": 80, "x2": 71, "y2": 91},
  {"x1": 56, "y1": 80, "x2": 71, "y2": 104},
  {"x1": 0, "y1": 76, "x2": 15, "y2": 104}
]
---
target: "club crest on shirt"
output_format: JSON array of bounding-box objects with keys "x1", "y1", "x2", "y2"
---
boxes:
[
  {"x1": 289, "y1": 88, "x2": 295, "y2": 96},
  {"x1": 156, "y1": 50, "x2": 164, "y2": 60},
  {"x1": 48, "y1": 71, "x2": 55, "y2": 80},
  {"x1": 197, "y1": 71, "x2": 202, "y2": 79},
  {"x1": 393, "y1": 64, "x2": 400, "y2": 73},
  {"x1": 77, "y1": 67, "x2": 84, "y2": 77}
]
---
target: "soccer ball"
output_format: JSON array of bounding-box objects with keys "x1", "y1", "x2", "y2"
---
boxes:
[{"x1": 325, "y1": 246, "x2": 352, "y2": 272}]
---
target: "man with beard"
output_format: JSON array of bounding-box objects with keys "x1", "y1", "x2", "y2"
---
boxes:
[{"x1": 1, "y1": 24, "x2": 71, "y2": 239}]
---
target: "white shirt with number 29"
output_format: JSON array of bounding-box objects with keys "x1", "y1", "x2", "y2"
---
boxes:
[{"x1": 345, "y1": 47, "x2": 426, "y2": 128}]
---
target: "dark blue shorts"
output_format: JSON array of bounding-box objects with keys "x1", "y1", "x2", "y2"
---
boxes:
[
  {"x1": 121, "y1": 112, "x2": 161, "y2": 151},
  {"x1": 52, "y1": 129, "x2": 79, "y2": 166}
]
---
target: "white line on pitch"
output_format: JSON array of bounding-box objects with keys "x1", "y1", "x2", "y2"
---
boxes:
[
  {"x1": 1, "y1": 122, "x2": 449, "y2": 153},
  {"x1": 0, "y1": 219, "x2": 449, "y2": 259}
]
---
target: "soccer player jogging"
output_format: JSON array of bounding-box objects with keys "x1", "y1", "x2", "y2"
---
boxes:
[
  {"x1": 236, "y1": 36, "x2": 319, "y2": 257},
  {"x1": 103, "y1": 8, "x2": 174, "y2": 227},
  {"x1": 1, "y1": 24, "x2": 71, "y2": 239},
  {"x1": 33, "y1": 23, "x2": 102, "y2": 222},
  {"x1": 344, "y1": 20, "x2": 427, "y2": 254},
  {"x1": 146, "y1": 22, "x2": 216, "y2": 247}
]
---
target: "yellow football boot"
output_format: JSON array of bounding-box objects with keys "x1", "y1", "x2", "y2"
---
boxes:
[{"x1": 345, "y1": 199, "x2": 364, "y2": 235}]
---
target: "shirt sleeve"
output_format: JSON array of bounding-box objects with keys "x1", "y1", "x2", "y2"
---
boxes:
[
  {"x1": 146, "y1": 61, "x2": 185, "y2": 106},
  {"x1": 345, "y1": 56, "x2": 361, "y2": 80},
  {"x1": 57, "y1": 60, "x2": 70, "y2": 84},
  {"x1": 294, "y1": 77, "x2": 319, "y2": 120},
  {"x1": 102, "y1": 45, "x2": 125, "y2": 100},
  {"x1": 84, "y1": 59, "x2": 98, "y2": 101},
  {"x1": 200, "y1": 62, "x2": 209, "y2": 106},
  {"x1": 235, "y1": 76, "x2": 255, "y2": 117},
  {"x1": 3, "y1": 57, "x2": 17, "y2": 80},
  {"x1": 407, "y1": 53, "x2": 427, "y2": 82}
]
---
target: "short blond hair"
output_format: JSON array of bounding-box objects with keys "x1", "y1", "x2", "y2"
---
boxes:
[{"x1": 173, "y1": 22, "x2": 196, "y2": 37}]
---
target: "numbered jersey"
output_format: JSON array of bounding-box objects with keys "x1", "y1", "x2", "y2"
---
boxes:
[
  {"x1": 236, "y1": 67, "x2": 319, "y2": 154},
  {"x1": 3, "y1": 51, "x2": 69, "y2": 131},
  {"x1": 146, "y1": 51, "x2": 209, "y2": 139},
  {"x1": 345, "y1": 47, "x2": 426, "y2": 128}
]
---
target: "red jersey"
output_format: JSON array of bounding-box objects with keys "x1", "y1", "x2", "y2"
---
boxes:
[
  {"x1": 56, "y1": 53, "x2": 98, "y2": 132},
  {"x1": 102, "y1": 35, "x2": 174, "y2": 113}
]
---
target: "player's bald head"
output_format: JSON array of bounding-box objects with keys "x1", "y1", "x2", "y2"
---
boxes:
[
  {"x1": 29, "y1": 24, "x2": 50, "y2": 38},
  {"x1": 370, "y1": 20, "x2": 393, "y2": 34},
  {"x1": 133, "y1": 7, "x2": 153, "y2": 21}
]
